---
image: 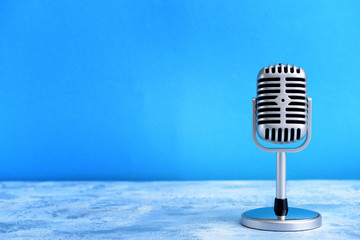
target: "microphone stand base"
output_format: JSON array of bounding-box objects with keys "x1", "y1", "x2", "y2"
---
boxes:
[{"x1": 241, "y1": 207, "x2": 321, "y2": 232}]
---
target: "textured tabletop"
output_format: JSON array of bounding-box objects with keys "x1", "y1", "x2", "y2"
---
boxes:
[{"x1": 0, "y1": 180, "x2": 359, "y2": 239}]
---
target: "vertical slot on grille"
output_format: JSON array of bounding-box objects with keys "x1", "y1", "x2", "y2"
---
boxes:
[
  {"x1": 258, "y1": 95, "x2": 278, "y2": 101},
  {"x1": 278, "y1": 128, "x2": 282, "y2": 142},
  {"x1": 258, "y1": 83, "x2": 281, "y2": 89},
  {"x1": 288, "y1": 102, "x2": 306, "y2": 106},
  {"x1": 285, "y1": 83, "x2": 305, "y2": 88},
  {"x1": 258, "y1": 107, "x2": 280, "y2": 113},
  {"x1": 258, "y1": 77, "x2": 280, "y2": 83},
  {"x1": 297, "y1": 128, "x2": 301, "y2": 140},
  {"x1": 286, "y1": 89, "x2": 305, "y2": 94},
  {"x1": 290, "y1": 128, "x2": 295, "y2": 141},
  {"x1": 289, "y1": 96, "x2": 306, "y2": 100},
  {"x1": 286, "y1": 77, "x2": 305, "y2": 82},
  {"x1": 284, "y1": 66, "x2": 288, "y2": 73},
  {"x1": 265, "y1": 128, "x2": 269, "y2": 140},
  {"x1": 271, "y1": 128, "x2": 276, "y2": 141},
  {"x1": 258, "y1": 89, "x2": 281, "y2": 94},
  {"x1": 290, "y1": 66, "x2": 294, "y2": 73},
  {"x1": 296, "y1": 68, "x2": 300, "y2": 73},
  {"x1": 278, "y1": 66, "x2": 281, "y2": 73},
  {"x1": 284, "y1": 128, "x2": 288, "y2": 142}
]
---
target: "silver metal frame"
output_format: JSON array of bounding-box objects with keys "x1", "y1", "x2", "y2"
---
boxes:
[{"x1": 252, "y1": 98, "x2": 312, "y2": 153}]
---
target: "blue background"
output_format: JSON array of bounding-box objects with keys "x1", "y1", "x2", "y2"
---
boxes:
[{"x1": 0, "y1": 0, "x2": 359, "y2": 180}]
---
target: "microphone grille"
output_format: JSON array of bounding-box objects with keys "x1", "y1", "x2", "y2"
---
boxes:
[{"x1": 256, "y1": 64, "x2": 308, "y2": 144}]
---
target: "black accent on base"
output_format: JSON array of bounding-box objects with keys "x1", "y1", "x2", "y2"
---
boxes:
[{"x1": 274, "y1": 198, "x2": 288, "y2": 217}]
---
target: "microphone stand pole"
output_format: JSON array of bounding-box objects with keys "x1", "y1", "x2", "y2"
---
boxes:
[{"x1": 275, "y1": 151, "x2": 287, "y2": 220}]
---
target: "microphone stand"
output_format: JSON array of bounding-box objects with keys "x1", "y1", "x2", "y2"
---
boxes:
[{"x1": 241, "y1": 98, "x2": 321, "y2": 231}]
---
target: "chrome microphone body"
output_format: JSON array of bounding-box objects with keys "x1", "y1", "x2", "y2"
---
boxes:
[
  {"x1": 241, "y1": 64, "x2": 321, "y2": 231},
  {"x1": 253, "y1": 64, "x2": 313, "y2": 219},
  {"x1": 256, "y1": 64, "x2": 308, "y2": 144}
]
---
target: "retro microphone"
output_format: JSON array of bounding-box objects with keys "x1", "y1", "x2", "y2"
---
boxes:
[{"x1": 241, "y1": 64, "x2": 322, "y2": 231}]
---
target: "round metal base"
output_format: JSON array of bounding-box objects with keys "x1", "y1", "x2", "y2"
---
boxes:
[{"x1": 241, "y1": 207, "x2": 321, "y2": 232}]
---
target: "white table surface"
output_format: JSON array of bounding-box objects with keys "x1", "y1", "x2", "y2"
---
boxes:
[{"x1": 0, "y1": 180, "x2": 359, "y2": 239}]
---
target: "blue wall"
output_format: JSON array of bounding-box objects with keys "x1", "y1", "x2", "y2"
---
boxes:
[{"x1": 0, "y1": 0, "x2": 359, "y2": 180}]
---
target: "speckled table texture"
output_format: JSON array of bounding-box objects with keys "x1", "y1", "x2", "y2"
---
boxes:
[{"x1": 0, "y1": 181, "x2": 359, "y2": 239}]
